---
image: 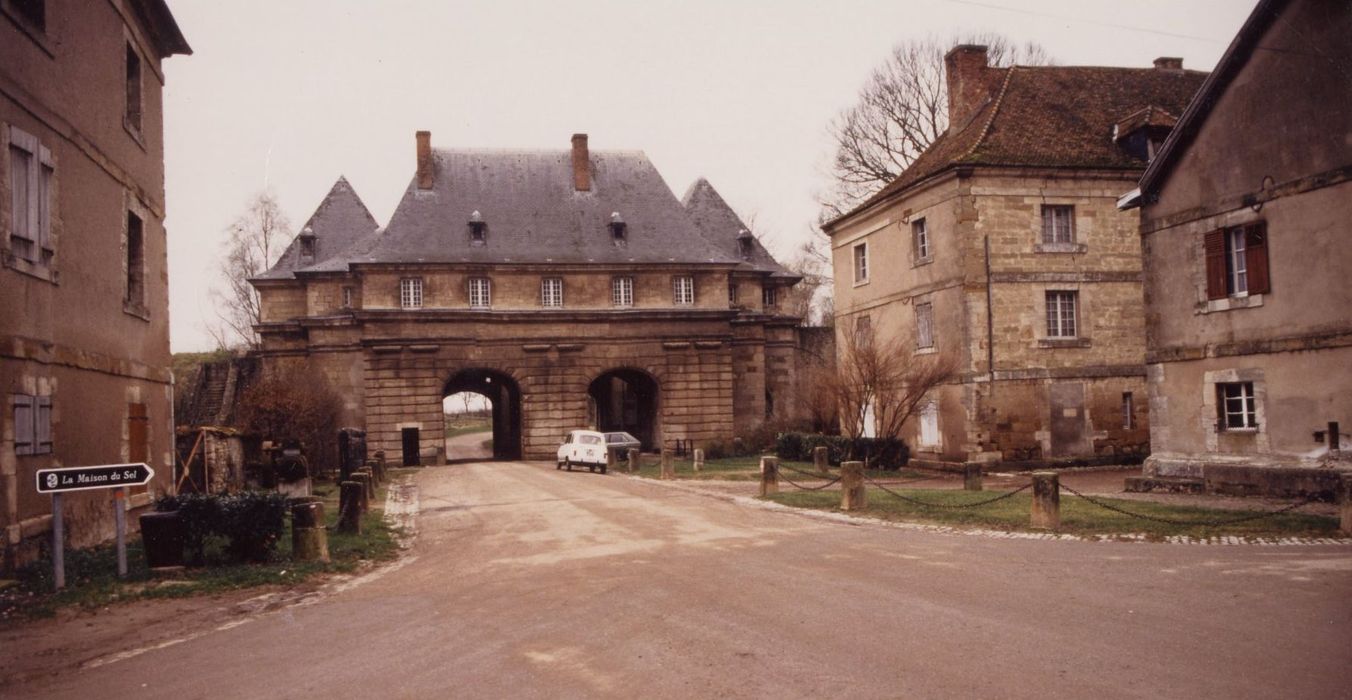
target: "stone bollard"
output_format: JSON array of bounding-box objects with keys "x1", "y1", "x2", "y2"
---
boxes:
[
  {"x1": 366, "y1": 458, "x2": 384, "y2": 484},
  {"x1": 374, "y1": 450, "x2": 387, "y2": 475},
  {"x1": 840, "y1": 461, "x2": 866, "y2": 511},
  {"x1": 627, "y1": 448, "x2": 640, "y2": 474},
  {"x1": 606, "y1": 448, "x2": 618, "y2": 473},
  {"x1": 350, "y1": 473, "x2": 372, "y2": 514},
  {"x1": 1031, "y1": 471, "x2": 1060, "y2": 529},
  {"x1": 814, "y1": 446, "x2": 829, "y2": 475},
  {"x1": 1340, "y1": 474, "x2": 1352, "y2": 535},
  {"x1": 964, "y1": 464, "x2": 983, "y2": 491},
  {"x1": 291, "y1": 501, "x2": 330, "y2": 562},
  {"x1": 361, "y1": 467, "x2": 378, "y2": 498},
  {"x1": 759, "y1": 456, "x2": 780, "y2": 496},
  {"x1": 693, "y1": 448, "x2": 704, "y2": 473},
  {"x1": 338, "y1": 481, "x2": 364, "y2": 534},
  {"x1": 660, "y1": 449, "x2": 674, "y2": 480}
]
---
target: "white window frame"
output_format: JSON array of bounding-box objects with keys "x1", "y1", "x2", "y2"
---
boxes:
[
  {"x1": 915, "y1": 302, "x2": 934, "y2": 349},
  {"x1": 8, "y1": 125, "x2": 53, "y2": 266},
  {"x1": 762, "y1": 285, "x2": 777, "y2": 310},
  {"x1": 673, "y1": 275, "x2": 694, "y2": 305},
  {"x1": 341, "y1": 286, "x2": 354, "y2": 309},
  {"x1": 913, "y1": 218, "x2": 930, "y2": 260},
  {"x1": 918, "y1": 402, "x2": 940, "y2": 449},
  {"x1": 1218, "y1": 382, "x2": 1258, "y2": 431},
  {"x1": 1225, "y1": 228, "x2": 1249, "y2": 296},
  {"x1": 399, "y1": 277, "x2": 423, "y2": 309},
  {"x1": 1045, "y1": 290, "x2": 1078, "y2": 338},
  {"x1": 469, "y1": 277, "x2": 491, "y2": 309},
  {"x1": 1122, "y1": 392, "x2": 1135, "y2": 430},
  {"x1": 612, "y1": 276, "x2": 633, "y2": 307},
  {"x1": 1041, "y1": 205, "x2": 1075, "y2": 244},
  {"x1": 541, "y1": 277, "x2": 563, "y2": 308},
  {"x1": 853, "y1": 242, "x2": 869, "y2": 284}
]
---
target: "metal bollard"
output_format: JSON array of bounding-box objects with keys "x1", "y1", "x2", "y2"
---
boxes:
[
  {"x1": 759, "y1": 456, "x2": 779, "y2": 496},
  {"x1": 814, "y1": 446, "x2": 829, "y2": 475},
  {"x1": 660, "y1": 449, "x2": 674, "y2": 480},
  {"x1": 964, "y1": 464, "x2": 983, "y2": 491},
  {"x1": 840, "y1": 461, "x2": 866, "y2": 510},
  {"x1": 1031, "y1": 471, "x2": 1060, "y2": 529},
  {"x1": 1340, "y1": 473, "x2": 1352, "y2": 535},
  {"x1": 693, "y1": 448, "x2": 704, "y2": 473}
]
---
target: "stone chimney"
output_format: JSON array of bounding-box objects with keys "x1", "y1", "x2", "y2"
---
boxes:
[
  {"x1": 571, "y1": 133, "x2": 591, "y2": 192},
  {"x1": 1153, "y1": 57, "x2": 1184, "y2": 72},
  {"x1": 944, "y1": 45, "x2": 990, "y2": 127},
  {"x1": 416, "y1": 130, "x2": 433, "y2": 190}
]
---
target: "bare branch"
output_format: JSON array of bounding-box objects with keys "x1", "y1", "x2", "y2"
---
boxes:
[{"x1": 209, "y1": 191, "x2": 292, "y2": 349}]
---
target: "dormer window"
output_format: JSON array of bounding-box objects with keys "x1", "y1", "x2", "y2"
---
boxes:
[
  {"x1": 609, "y1": 212, "x2": 627, "y2": 244},
  {"x1": 737, "y1": 229, "x2": 754, "y2": 260},
  {"x1": 298, "y1": 227, "x2": 316, "y2": 261},
  {"x1": 468, "y1": 210, "x2": 486, "y2": 245}
]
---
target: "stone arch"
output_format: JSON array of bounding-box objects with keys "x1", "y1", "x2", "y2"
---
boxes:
[
  {"x1": 587, "y1": 367, "x2": 661, "y2": 450},
  {"x1": 444, "y1": 367, "x2": 523, "y2": 460}
]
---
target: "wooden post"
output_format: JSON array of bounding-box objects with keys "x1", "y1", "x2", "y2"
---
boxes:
[
  {"x1": 759, "y1": 456, "x2": 779, "y2": 496},
  {"x1": 964, "y1": 464, "x2": 983, "y2": 492},
  {"x1": 813, "y1": 446, "x2": 829, "y2": 475},
  {"x1": 1031, "y1": 471, "x2": 1060, "y2": 529},
  {"x1": 627, "y1": 448, "x2": 640, "y2": 474},
  {"x1": 1340, "y1": 473, "x2": 1352, "y2": 535},
  {"x1": 693, "y1": 448, "x2": 704, "y2": 473},
  {"x1": 840, "y1": 461, "x2": 866, "y2": 511},
  {"x1": 291, "y1": 501, "x2": 330, "y2": 562},
  {"x1": 339, "y1": 481, "x2": 363, "y2": 534},
  {"x1": 660, "y1": 450, "x2": 674, "y2": 480}
]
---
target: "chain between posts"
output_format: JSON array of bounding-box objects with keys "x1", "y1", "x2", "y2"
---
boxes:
[
  {"x1": 863, "y1": 472, "x2": 1033, "y2": 509},
  {"x1": 1059, "y1": 482, "x2": 1319, "y2": 526}
]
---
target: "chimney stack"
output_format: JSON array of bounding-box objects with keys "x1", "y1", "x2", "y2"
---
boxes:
[
  {"x1": 416, "y1": 130, "x2": 433, "y2": 190},
  {"x1": 944, "y1": 45, "x2": 990, "y2": 127},
  {"x1": 571, "y1": 133, "x2": 591, "y2": 191},
  {"x1": 1153, "y1": 57, "x2": 1183, "y2": 72}
]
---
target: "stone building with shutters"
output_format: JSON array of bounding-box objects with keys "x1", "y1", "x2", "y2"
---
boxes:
[
  {"x1": 0, "y1": 1, "x2": 190, "y2": 569},
  {"x1": 251, "y1": 132, "x2": 811, "y2": 464},
  {"x1": 1121, "y1": 0, "x2": 1352, "y2": 495},
  {"x1": 823, "y1": 46, "x2": 1206, "y2": 468}
]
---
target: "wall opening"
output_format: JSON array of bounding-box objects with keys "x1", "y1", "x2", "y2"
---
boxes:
[
  {"x1": 588, "y1": 369, "x2": 660, "y2": 450},
  {"x1": 444, "y1": 369, "x2": 522, "y2": 460}
]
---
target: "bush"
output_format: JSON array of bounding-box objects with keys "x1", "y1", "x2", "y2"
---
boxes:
[
  {"x1": 775, "y1": 432, "x2": 910, "y2": 470},
  {"x1": 156, "y1": 491, "x2": 288, "y2": 563}
]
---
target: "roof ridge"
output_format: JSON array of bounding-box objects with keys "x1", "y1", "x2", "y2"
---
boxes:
[{"x1": 961, "y1": 65, "x2": 1017, "y2": 161}]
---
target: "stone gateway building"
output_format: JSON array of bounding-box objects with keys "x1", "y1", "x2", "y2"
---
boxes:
[
  {"x1": 254, "y1": 133, "x2": 808, "y2": 464},
  {"x1": 824, "y1": 47, "x2": 1206, "y2": 468}
]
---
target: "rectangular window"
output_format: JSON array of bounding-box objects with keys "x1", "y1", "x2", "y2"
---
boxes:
[
  {"x1": 673, "y1": 275, "x2": 694, "y2": 305},
  {"x1": 1045, "y1": 290, "x2": 1078, "y2": 338},
  {"x1": 854, "y1": 314, "x2": 871, "y2": 347},
  {"x1": 1122, "y1": 392, "x2": 1134, "y2": 430},
  {"x1": 125, "y1": 211, "x2": 145, "y2": 306},
  {"x1": 341, "y1": 286, "x2": 354, "y2": 309},
  {"x1": 125, "y1": 44, "x2": 142, "y2": 132},
  {"x1": 468, "y1": 277, "x2": 491, "y2": 308},
  {"x1": 728, "y1": 282, "x2": 739, "y2": 307},
  {"x1": 762, "y1": 285, "x2": 777, "y2": 310},
  {"x1": 128, "y1": 402, "x2": 148, "y2": 463},
  {"x1": 853, "y1": 242, "x2": 869, "y2": 283},
  {"x1": 399, "y1": 277, "x2": 423, "y2": 309},
  {"x1": 913, "y1": 218, "x2": 930, "y2": 260},
  {"x1": 1205, "y1": 223, "x2": 1270, "y2": 300},
  {"x1": 12, "y1": 393, "x2": 51, "y2": 456},
  {"x1": 8, "y1": 126, "x2": 53, "y2": 265},
  {"x1": 612, "y1": 276, "x2": 633, "y2": 307},
  {"x1": 1041, "y1": 205, "x2": 1074, "y2": 244},
  {"x1": 1217, "y1": 382, "x2": 1257, "y2": 430},
  {"x1": 915, "y1": 302, "x2": 934, "y2": 349},
  {"x1": 541, "y1": 277, "x2": 563, "y2": 308},
  {"x1": 919, "y1": 402, "x2": 940, "y2": 448}
]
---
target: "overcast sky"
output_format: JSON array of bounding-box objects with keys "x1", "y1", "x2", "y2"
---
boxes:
[{"x1": 162, "y1": 0, "x2": 1256, "y2": 352}]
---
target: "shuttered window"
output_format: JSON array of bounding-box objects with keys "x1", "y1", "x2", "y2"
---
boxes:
[
  {"x1": 1205, "y1": 222, "x2": 1269, "y2": 299},
  {"x1": 8, "y1": 125, "x2": 53, "y2": 265},
  {"x1": 12, "y1": 393, "x2": 52, "y2": 456},
  {"x1": 916, "y1": 302, "x2": 934, "y2": 349},
  {"x1": 128, "y1": 403, "x2": 148, "y2": 463}
]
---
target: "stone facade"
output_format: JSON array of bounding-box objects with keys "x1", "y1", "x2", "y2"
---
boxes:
[
  {"x1": 1129, "y1": 0, "x2": 1352, "y2": 493},
  {"x1": 0, "y1": 1, "x2": 190, "y2": 570}
]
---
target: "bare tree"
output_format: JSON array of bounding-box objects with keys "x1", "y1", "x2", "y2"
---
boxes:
[
  {"x1": 821, "y1": 34, "x2": 1052, "y2": 219},
  {"x1": 236, "y1": 361, "x2": 342, "y2": 474},
  {"x1": 209, "y1": 191, "x2": 291, "y2": 348},
  {"x1": 828, "y1": 319, "x2": 957, "y2": 445}
]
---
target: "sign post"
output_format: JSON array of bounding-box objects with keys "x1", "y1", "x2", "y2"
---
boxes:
[{"x1": 35, "y1": 463, "x2": 155, "y2": 589}]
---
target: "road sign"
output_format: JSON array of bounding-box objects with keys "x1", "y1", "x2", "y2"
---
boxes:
[{"x1": 35, "y1": 463, "x2": 155, "y2": 494}]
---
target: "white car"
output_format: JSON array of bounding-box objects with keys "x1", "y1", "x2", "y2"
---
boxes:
[{"x1": 557, "y1": 430, "x2": 609, "y2": 473}]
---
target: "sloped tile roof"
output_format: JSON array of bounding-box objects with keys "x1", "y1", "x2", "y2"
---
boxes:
[
  {"x1": 259, "y1": 176, "x2": 380, "y2": 280},
  {"x1": 681, "y1": 178, "x2": 797, "y2": 278}
]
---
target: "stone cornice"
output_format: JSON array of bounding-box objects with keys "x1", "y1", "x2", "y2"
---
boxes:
[
  {"x1": 0, "y1": 334, "x2": 172, "y2": 384},
  {"x1": 1147, "y1": 327, "x2": 1352, "y2": 364}
]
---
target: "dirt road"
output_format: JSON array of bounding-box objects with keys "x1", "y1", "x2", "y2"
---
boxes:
[{"x1": 8, "y1": 461, "x2": 1352, "y2": 698}]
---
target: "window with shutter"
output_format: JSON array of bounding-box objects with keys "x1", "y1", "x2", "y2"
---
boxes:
[
  {"x1": 1244, "y1": 222, "x2": 1270, "y2": 294},
  {"x1": 1203, "y1": 230, "x2": 1227, "y2": 300},
  {"x1": 129, "y1": 403, "x2": 148, "y2": 462},
  {"x1": 35, "y1": 395, "x2": 51, "y2": 454},
  {"x1": 12, "y1": 394, "x2": 34, "y2": 456}
]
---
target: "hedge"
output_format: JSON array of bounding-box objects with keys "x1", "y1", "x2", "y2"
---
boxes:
[
  {"x1": 155, "y1": 491, "x2": 288, "y2": 563},
  {"x1": 775, "y1": 432, "x2": 910, "y2": 471}
]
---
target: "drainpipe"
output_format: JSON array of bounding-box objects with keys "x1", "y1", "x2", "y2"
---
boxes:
[{"x1": 984, "y1": 235, "x2": 995, "y2": 381}]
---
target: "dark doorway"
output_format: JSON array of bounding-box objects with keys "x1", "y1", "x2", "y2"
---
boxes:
[
  {"x1": 401, "y1": 427, "x2": 421, "y2": 466},
  {"x1": 444, "y1": 369, "x2": 523, "y2": 460},
  {"x1": 588, "y1": 369, "x2": 660, "y2": 450},
  {"x1": 1049, "y1": 382, "x2": 1089, "y2": 458}
]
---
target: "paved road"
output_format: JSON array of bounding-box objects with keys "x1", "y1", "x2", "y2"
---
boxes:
[{"x1": 17, "y1": 461, "x2": 1352, "y2": 699}]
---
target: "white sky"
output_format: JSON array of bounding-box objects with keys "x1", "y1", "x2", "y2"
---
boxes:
[{"x1": 162, "y1": 0, "x2": 1256, "y2": 352}]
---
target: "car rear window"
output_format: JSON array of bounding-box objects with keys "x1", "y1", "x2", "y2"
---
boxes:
[{"x1": 580, "y1": 435, "x2": 602, "y2": 445}]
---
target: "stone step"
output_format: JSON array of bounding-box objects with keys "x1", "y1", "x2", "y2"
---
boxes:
[{"x1": 1124, "y1": 475, "x2": 1206, "y2": 494}]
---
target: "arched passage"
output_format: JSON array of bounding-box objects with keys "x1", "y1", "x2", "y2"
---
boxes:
[
  {"x1": 444, "y1": 369, "x2": 522, "y2": 460},
  {"x1": 588, "y1": 369, "x2": 660, "y2": 450}
]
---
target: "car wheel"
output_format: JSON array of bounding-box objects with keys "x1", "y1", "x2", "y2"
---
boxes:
[
  {"x1": 556, "y1": 461, "x2": 563, "y2": 470},
  {"x1": 565, "y1": 459, "x2": 572, "y2": 471},
  {"x1": 600, "y1": 465, "x2": 608, "y2": 475}
]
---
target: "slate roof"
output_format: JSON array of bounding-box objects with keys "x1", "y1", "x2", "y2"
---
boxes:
[
  {"x1": 681, "y1": 178, "x2": 797, "y2": 278},
  {"x1": 831, "y1": 63, "x2": 1208, "y2": 226},
  {"x1": 259, "y1": 176, "x2": 380, "y2": 280},
  {"x1": 345, "y1": 149, "x2": 743, "y2": 267}
]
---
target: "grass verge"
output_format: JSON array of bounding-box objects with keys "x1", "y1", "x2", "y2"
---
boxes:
[
  {"x1": 629, "y1": 456, "x2": 928, "y2": 482},
  {"x1": 766, "y1": 487, "x2": 1344, "y2": 540},
  {"x1": 0, "y1": 471, "x2": 413, "y2": 624}
]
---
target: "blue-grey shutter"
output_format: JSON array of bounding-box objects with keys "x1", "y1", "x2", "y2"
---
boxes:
[
  {"x1": 35, "y1": 395, "x2": 52, "y2": 454},
  {"x1": 13, "y1": 395, "x2": 34, "y2": 455}
]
